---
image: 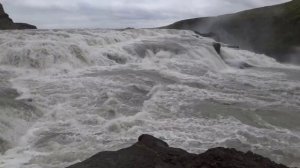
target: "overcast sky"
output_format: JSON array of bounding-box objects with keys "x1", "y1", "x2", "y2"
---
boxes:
[{"x1": 1, "y1": 0, "x2": 290, "y2": 29}]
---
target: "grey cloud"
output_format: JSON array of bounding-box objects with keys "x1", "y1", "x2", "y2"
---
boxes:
[{"x1": 1, "y1": 0, "x2": 290, "y2": 29}]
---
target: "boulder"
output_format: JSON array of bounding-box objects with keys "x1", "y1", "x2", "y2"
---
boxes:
[{"x1": 67, "y1": 134, "x2": 289, "y2": 168}]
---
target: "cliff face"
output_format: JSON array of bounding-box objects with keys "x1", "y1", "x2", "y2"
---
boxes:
[
  {"x1": 0, "y1": 3, "x2": 36, "y2": 30},
  {"x1": 165, "y1": 0, "x2": 300, "y2": 64}
]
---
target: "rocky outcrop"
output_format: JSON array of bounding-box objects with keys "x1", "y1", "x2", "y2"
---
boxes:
[
  {"x1": 213, "y1": 42, "x2": 221, "y2": 55},
  {"x1": 67, "y1": 134, "x2": 289, "y2": 168},
  {"x1": 164, "y1": 0, "x2": 300, "y2": 64},
  {"x1": 0, "y1": 3, "x2": 36, "y2": 30}
]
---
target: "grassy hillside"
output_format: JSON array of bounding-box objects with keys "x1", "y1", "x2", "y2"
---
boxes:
[{"x1": 165, "y1": 0, "x2": 300, "y2": 63}]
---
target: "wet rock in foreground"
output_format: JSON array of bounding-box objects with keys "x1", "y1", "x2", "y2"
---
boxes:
[{"x1": 67, "y1": 134, "x2": 289, "y2": 168}]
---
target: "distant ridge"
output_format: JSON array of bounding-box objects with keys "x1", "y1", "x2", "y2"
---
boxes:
[
  {"x1": 164, "y1": 0, "x2": 300, "y2": 64},
  {"x1": 0, "y1": 3, "x2": 36, "y2": 30}
]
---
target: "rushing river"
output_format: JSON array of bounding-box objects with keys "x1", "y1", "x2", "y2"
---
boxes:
[{"x1": 0, "y1": 29, "x2": 299, "y2": 168}]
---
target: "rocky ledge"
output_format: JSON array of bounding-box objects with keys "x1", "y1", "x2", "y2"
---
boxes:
[
  {"x1": 0, "y1": 3, "x2": 36, "y2": 30},
  {"x1": 67, "y1": 134, "x2": 289, "y2": 168}
]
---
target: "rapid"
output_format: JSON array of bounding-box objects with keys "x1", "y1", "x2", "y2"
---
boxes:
[{"x1": 0, "y1": 29, "x2": 299, "y2": 168}]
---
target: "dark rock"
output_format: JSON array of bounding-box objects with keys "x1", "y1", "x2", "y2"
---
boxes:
[
  {"x1": 66, "y1": 134, "x2": 289, "y2": 168},
  {"x1": 0, "y1": 3, "x2": 36, "y2": 30},
  {"x1": 14, "y1": 23, "x2": 37, "y2": 29},
  {"x1": 213, "y1": 42, "x2": 221, "y2": 55},
  {"x1": 138, "y1": 134, "x2": 169, "y2": 148},
  {"x1": 187, "y1": 148, "x2": 287, "y2": 168},
  {"x1": 164, "y1": 0, "x2": 300, "y2": 64}
]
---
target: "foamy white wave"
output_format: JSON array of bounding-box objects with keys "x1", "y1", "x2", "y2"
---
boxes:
[
  {"x1": 0, "y1": 29, "x2": 224, "y2": 71},
  {"x1": 0, "y1": 29, "x2": 299, "y2": 168},
  {"x1": 222, "y1": 47, "x2": 281, "y2": 68}
]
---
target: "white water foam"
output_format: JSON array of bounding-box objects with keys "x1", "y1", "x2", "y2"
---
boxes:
[{"x1": 0, "y1": 29, "x2": 299, "y2": 168}]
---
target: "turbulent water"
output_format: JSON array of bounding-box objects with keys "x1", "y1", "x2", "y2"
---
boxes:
[{"x1": 0, "y1": 29, "x2": 299, "y2": 168}]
